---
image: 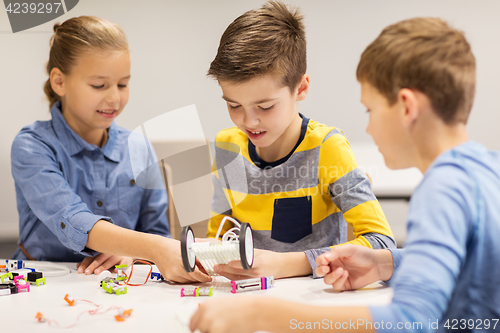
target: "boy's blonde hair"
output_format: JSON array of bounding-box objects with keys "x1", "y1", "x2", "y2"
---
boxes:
[
  {"x1": 208, "y1": 1, "x2": 306, "y2": 92},
  {"x1": 44, "y1": 16, "x2": 129, "y2": 108},
  {"x1": 357, "y1": 17, "x2": 476, "y2": 124}
]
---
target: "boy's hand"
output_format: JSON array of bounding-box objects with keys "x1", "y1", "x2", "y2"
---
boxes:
[
  {"x1": 152, "y1": 237, "x2": 212, "y2": 284},
  {"x1": 195, "y1": 237, "x2": 222, "y2": 244},
  {"x1": 214, "y1": 249, "x2": 311, "y2": 280},
  {"x1": 214, "y1": 249, "x2": 281, "y2": 280},
  {"x1": 315, "y1": 244, "x2": 394, "y2": 291},
  {"x1": 77, "y1": 254, "x2": 133, "y2": 275}
]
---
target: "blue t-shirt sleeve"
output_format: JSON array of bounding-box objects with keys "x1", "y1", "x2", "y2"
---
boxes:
[
  {"x1": 370, "y1": 165, "x2": 474, "y2": 332},
  {"x1": 11, "y1": 131, "x2": 110, "y2": 256}
]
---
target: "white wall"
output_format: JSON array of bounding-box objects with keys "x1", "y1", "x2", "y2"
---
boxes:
[{"x1": 1, "y1": 0, "x2": 499, "y2": 240}]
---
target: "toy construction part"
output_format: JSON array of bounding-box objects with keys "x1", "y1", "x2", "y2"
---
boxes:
[
  {"x1": 180, "y1": 217, "x2": 254, "y2": 275},
  {"x1": 0, "y1": 283, "x2": 18, "y2": 296},
  {"x1": 180, "y1": 286, "x2": 213, "y2": 297},
  {"x1": 231, "y1": 276, "x2": 274, "y2": 293},
  {"x1": 100, "y1": 277, "x2": 127, "y2": 295}
]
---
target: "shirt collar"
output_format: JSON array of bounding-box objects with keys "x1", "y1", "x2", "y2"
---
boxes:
[{"x1": 51, "y1": 101, "x2": 121, "y2": 162}]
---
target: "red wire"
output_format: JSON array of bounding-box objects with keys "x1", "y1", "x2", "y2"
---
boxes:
[{"x1": 124, "y1": 259, "x2": 153, "y2": 286}]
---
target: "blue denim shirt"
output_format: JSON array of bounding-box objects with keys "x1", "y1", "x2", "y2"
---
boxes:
[{"x1": 11, "y1": 102, "x2": 170, "y2": 261}]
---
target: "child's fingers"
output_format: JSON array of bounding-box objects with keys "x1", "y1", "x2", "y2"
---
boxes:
[
  {"x1": 315, "y1": 251, "x2": 334, "y2": 266},
  {"x1": 93, "y1": 256, "x2": 121, "y2": 275},
  {"x1": 84, "y1": 254, "x2": 110, "y2": 275},
  {"x1": 77, "y1": 256, "x2": 94, "y2": 274},
  {"x1": 226, "y1": 260, "x2": 244, "y2": 269},
  {"x1": 314, "y1": 265, "x2": 331, "y2": 278},
  {"x1": 331, "y1": 269, "x2": 349, "y2": 291},
  {"x1": 214, "y1": 267, "x2": 251, "y2": 281},
  {"x1": 214, "y1": 262, "x2": 254, "y2": 280},
  {"x1": 189, "y1": 268, "x2": 213, "y2": 283},
  {"x1": 323, "y1": 267, "x2": 345, "y2": 286},
  {"x1": 195, "y1": 261, "x2": 209, "y2": 275}
]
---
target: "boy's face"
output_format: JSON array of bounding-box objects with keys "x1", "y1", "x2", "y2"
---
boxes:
[
  {"x1": 219, "y1": 74, "x2": 306, "y2": 151},
  {"x1": 360, "y1": 81, "x2": 413, "y2": 170}
]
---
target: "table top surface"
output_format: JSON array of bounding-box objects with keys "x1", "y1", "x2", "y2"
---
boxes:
[{"x1": 0, "y1": 261, "x2": 393, "y2": 333}]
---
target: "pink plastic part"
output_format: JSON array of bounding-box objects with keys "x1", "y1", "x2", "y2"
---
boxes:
[
  {"x1": 14, "y1": 275, "x2": 30, "y2": 292},
  {"x1": 180, "y1": 288, "x2": 185, "y2": 297},
  {"x1": 231, "y1": 281, "x2": 237, "y2": 294}
]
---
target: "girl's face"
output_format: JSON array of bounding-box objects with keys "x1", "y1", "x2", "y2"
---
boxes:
[{"x1": 57, "y1": 50, "x2": 131, "y2": 143}]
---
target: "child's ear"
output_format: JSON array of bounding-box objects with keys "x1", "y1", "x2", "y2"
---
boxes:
[
  {"x1": 398, "y1": 88, "x2": 419, "y2": 127},
  {"x1": 295, "y1": 74, "x2": 310, "y2": 101},
  {"x1": 50, "y1": 68, "x2": 65, "y2": 97}
]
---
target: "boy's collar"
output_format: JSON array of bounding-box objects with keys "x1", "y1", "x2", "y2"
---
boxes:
[{"x1": 248, "y1": 113, "x2": 309, "y2": 169}]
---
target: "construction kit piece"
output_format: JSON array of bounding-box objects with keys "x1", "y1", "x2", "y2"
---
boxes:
[
  {"x1": 115, "y1": 264, "x2": 128, "y2": 281},
  {"x1": 0, "y1": 272, "x2": 13, "y2": 283},
  {"x1": 101, "y1": 277, "x2": 127, "y2": 295},
  {"x1": 180, "y1": 286, "x2": 213, "y2": 297},
  {"x1": 0, "y1": 283, "x2": 18, "y2": 296},
  {"x1": 5, "y1": 260, "x2": 25, "y2": 271},
  {"x1": 27, "y1": 271, "x2": 46, "y2": 286},
  {"x1": 150, "y1": 272, "x2": 164, "y2": 281},
  {"x1": 180, "y1": 216, "x2": 254, "y2": 275},
  {"x1": 231, "y1": 276, "x2": 274, "y2": 293},
  {"x1": 14, "y1": 275, "x2": 30, "y2": 292}
]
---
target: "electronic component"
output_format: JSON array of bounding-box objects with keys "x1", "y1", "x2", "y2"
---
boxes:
[
  {"x1": 231, "y1": 276, "x2": 274, "y2": 293},
  {"x1": 181, "y1": 216, "x2": 254, "y2": 275},
  {"x1": 180, "y1": 286, "x2": 213, "y2": 297},
  {"x1": 14, "y1": 275, "x2": 30, "y2": 293},
  {"x1": 0, "y1": 272, "x2": 13, "y2": 283},
  {"x1": 5, "y1": 260, "x2": 25, "y2": 271},
  {"x1": 0, "y1": 283, "x2": 18, "y2": 296},
  {"x1": 115, "y1": 264, "x2": 128, "y2": 281},
  {"x1": 27, "y1": 271, "x2": 46, "y2": 286},
  {"x1": 101, "y1": 280, "x2": 127, "y2": 295},
  {"x1": 150, "y1": 272, "x2": 164, "y2": 281}
]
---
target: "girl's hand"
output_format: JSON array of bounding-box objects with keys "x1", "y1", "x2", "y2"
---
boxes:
[
  {"x1": 152, "y1": 237, "x2": 212, "y2": 284},
  {"x1": 77, "y1": 254, "x2": 133, "y2": 275}
]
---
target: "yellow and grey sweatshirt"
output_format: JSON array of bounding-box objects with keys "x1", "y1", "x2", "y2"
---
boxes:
[{"x1": 208, "y1": 114, "x2": 395, "y2": 276}]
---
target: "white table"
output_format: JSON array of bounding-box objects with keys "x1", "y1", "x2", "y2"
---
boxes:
[{"x1": 0, "y1": 261, "x2": 393, "y2": 333}]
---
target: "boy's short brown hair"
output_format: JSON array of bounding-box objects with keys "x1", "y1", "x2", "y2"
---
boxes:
[
  {"x1": 208, "y1": 1, "x2": 306, "y2": 92},
  {"x1": 357, "y1": 17, "x2": 476, "y2": 124}
]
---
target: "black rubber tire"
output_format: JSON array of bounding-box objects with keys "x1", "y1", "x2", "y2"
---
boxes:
[
  {"x1": 180, "y1": 226, "x2": 196, "y2": 273},
  {"x1": 239, "y1": 223, "x2": 254, "y2": 269}
]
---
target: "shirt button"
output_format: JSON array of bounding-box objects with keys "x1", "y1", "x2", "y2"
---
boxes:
[
  {"x1": 97, "y1": 200, "x2": 103, "y2": 207},
  {"x1": 130, "y1": 179, "x2": 135, "y2": 185},
  {"x1": 61, "y1": 222, "x2": 66, "y2": 229}
]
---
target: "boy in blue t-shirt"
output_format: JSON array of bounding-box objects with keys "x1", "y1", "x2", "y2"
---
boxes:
[{"x1": 189, "y1": 17, "x2": 500, "y2": 333}]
